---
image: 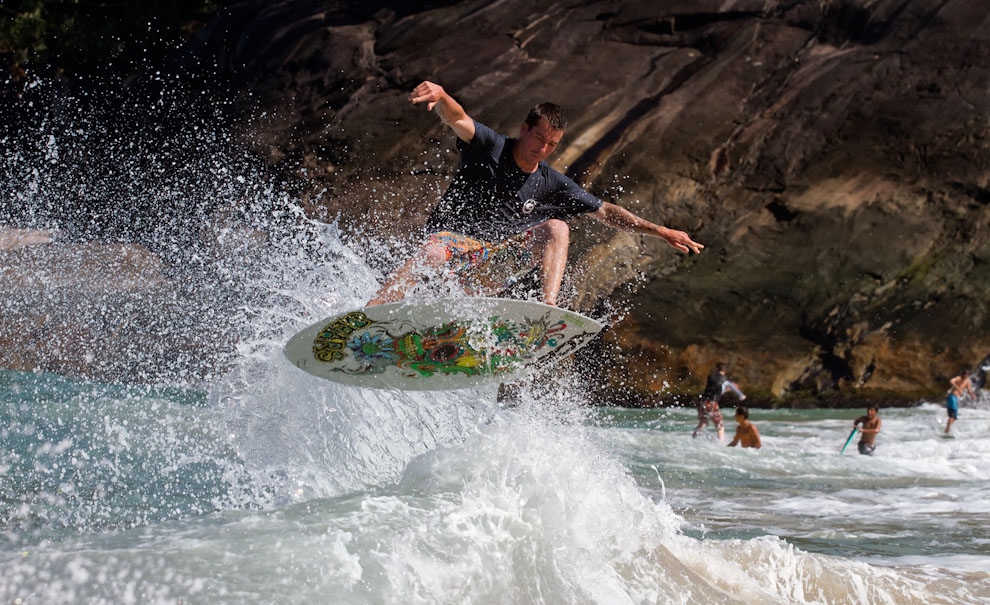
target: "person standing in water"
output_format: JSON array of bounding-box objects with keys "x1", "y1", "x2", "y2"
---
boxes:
[
  {"x1": 852, "y1": 406, "x2": 881, "y2": 455},
  {"x1": 727, "y1": 406, "x2": 761, "y2": 448},
  {"x1": 367, "y1": 80, "x2": 704, "y2": 307},
  {"x1": 974, "y1": 352, "x2": 990, "y2": 391},
  {"x1": 946, "y1": 369, "x2": 975, "y2": 435},
  {"x1": 693, "y1": 362, "x2": 746, "y2": 442}
]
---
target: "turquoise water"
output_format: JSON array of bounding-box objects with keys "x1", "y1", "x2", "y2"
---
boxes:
[
  {"x1": 594, "y1": 404, "x2": 990, "y2": 564},
  {"x1": 3, "y1": 367, "x2": 990, "y2": 603},
  {"x1": 4, "y1": 74, "x2": 990, "y2": 604}
]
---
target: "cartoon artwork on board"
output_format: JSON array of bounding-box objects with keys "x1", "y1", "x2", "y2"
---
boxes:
[{"x1": 311, "y1": 311, "x2": 581, "y2": 380}]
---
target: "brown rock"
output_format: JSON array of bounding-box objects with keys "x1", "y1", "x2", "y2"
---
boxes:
[{"x1": 7, "y1": 0, "x2": 990, "y2": 403}]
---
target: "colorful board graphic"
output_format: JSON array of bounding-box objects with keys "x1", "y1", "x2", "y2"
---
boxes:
[{"x1": 284, "y1": 297, "x2": 604, "y2": 390}]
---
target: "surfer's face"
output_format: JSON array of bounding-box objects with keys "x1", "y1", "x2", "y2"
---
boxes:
[{"x1": 516, "y1": 118, "x2": 563, "y2": 170}]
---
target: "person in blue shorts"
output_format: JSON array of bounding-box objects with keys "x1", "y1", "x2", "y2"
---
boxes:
[
  {"x1": 368, "y1": 80, "x2": 704, "y2": 306},
  {"x1": 946, "y1": 369, "x2": 975, "y2": 435}
]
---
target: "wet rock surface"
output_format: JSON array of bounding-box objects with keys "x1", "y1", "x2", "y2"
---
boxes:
[{"x1": 4, "y1": 0, "x2": 989, "y2": 404}]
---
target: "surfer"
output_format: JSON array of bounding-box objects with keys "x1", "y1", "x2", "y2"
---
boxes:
[
  {"x1": 946, "y1": 369, "x2": 975, "y2": 435},
  {"x1": 727, "y1": 406, "x2": 761, "y2": 448},
  {"x1": 852, "y1": 406, "x2": 881, "y2": 455},
  {"x1": 367, "y1": 80, "x2": 704, "y2": 306},
  {"x1": 692, "y1": 362, "x2": 746, "y2": 442}
]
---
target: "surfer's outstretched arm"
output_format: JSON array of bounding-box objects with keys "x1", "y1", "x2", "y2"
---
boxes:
[
  {"x1": 590, "y1": 202, "x2": 703, "y2": 254},
  {"x1": 410, "y1": 81, "x2": 476, "y2": 143}
]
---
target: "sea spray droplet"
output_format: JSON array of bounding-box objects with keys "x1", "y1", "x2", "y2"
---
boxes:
[{"x1": 45, "y1": 135, "x2": 59, "y2": 163}]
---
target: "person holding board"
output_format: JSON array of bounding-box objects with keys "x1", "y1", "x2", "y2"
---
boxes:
[
  {"x1": 368, "y1": 80, "x2": 704, "y2": 307},
  {"x1": 693, "y1": 362, "x2": 746, "y2": 442},
  {"x1": 946, "y1": 369, "x2": 976, "y2": 435},
  {"x1": 852, "y1": 406, "x2": 881, "y2": 455}
]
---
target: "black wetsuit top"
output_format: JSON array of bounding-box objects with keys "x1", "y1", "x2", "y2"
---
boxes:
[
  {"x1": 424, "y1": 120, "x2": 602, "y2": 241},
  {"x1": 702, "y1": 372, "x2": 727, "y2": 400}
]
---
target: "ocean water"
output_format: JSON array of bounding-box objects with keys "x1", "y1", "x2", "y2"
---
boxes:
[
  {"x1": 3, "y1": 76, "x2": 990, "y2": 604},
  {"x1": 4, "y1": 367, "x2": 990, "y2": 604}
]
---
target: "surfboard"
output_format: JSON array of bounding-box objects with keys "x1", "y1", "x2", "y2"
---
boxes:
[
  {"x1": 840, "y1": 427, "x2": 858, "y2": 454},
  {"x1": 284, "y1": 297, "x2": 604, "y2": 390}
]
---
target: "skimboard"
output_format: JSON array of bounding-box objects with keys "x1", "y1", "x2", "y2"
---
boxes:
[
  {"x1": 284, "y1": 297, "x2": 604, "y2": 390},
  {"x1": 840, "y1": 427, "x2": 858, "y2": 454}
]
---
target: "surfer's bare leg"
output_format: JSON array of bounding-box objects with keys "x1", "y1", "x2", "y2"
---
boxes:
[
  {"x1": 367, "y1": 243, "x2": 448, "y2": 306},
  {"x1": 530, "y1": 219, "x2": 569, "y2": 306}
]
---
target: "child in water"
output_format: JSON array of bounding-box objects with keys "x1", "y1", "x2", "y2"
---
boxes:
[
  {"x1": 727, "y1": 406, "x2": 761, "y2": 449},
  {"x1": 853, "y1": 406, "x2": 881, "y2": 455}
]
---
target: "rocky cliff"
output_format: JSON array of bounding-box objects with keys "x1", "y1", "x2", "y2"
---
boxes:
[{"x1": 5, "y1": 0, "x2": 990, "y2": 405}]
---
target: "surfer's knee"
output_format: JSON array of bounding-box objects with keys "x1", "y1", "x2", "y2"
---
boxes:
[
  {"x1": 542, "y1": 219, "x2": 569, "y2": 243},
  {"x1": 419, "y1": 243, "x2": 450, "y2": 267},
  {"x1": 531, "y1": 219, "x2": 569, "y2": 246}
]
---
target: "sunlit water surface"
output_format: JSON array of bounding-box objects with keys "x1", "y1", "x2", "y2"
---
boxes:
[{"x1": 2, "y1": 75, "x2": 990, "y2": 604}]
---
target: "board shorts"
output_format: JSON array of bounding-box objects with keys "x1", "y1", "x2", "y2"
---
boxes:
[
  {"x1": 946, "y1": 394, "x2": 959, "y2": 419},
  {"x1": 858, "y1": 441, "x2": 876, "y2": 456},
  {"x1": 426, "y1": 231, "x2": 537, "y2": 295},
  {"x1": 696, "y1": 399, "x2": 724, "y2": 428}
]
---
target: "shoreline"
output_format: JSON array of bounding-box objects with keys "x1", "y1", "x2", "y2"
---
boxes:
[{"x1": 589, "y1": 388, "x2": 940, "y2": 410}]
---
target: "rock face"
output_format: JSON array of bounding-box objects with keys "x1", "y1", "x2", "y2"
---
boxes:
[{"x1": 9, "y1": 0, "x2": 990, "y2": 403}]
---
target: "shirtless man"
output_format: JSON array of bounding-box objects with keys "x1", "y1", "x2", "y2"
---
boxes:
[
  {"x1": 853, "y1": 406, "x2": 881, "y2": 455},
  {"x1": 727, "y1": 406, "x2": 761, "y2": 449},
  {"x1": 368, "y1": 80, "x2": 703, "y2": 306},
  {"x1": 946, "y1": 370, "x2": 975, "y2": 435}
]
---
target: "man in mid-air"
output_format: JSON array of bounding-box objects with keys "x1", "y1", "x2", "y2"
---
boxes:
[{"x1": 368, "y1": 80, "x2": 703, "y2": 307}]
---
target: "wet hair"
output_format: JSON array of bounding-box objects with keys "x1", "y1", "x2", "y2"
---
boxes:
[
  {"x1": 735, "y1": 406, "x2": 749, "y2": 419},
  {"x1": 715, "y1": 362, "x2": 726, "y2": 372},
  {"x1": 867, "y1": 406, "x2": 878, "y2": 413},
  {"x1": 525, "y1": 102, "x2": 567, "y2": 131}
]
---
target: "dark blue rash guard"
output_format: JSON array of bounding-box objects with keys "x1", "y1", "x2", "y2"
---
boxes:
[
  {"x1": 424, "y1": 120, "x2": 603, "y2": 241},
  {"x1": 702, "y1": 371, "x2": 727, "y2": 400}
]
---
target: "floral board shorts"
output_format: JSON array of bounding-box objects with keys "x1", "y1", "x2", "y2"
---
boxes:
[
  {"x1": 426, "y1": 231, "x2": 537, "y2": 295},
  {"x1": 696, "y1": 399, "x2": 724, "y2": 428}
]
